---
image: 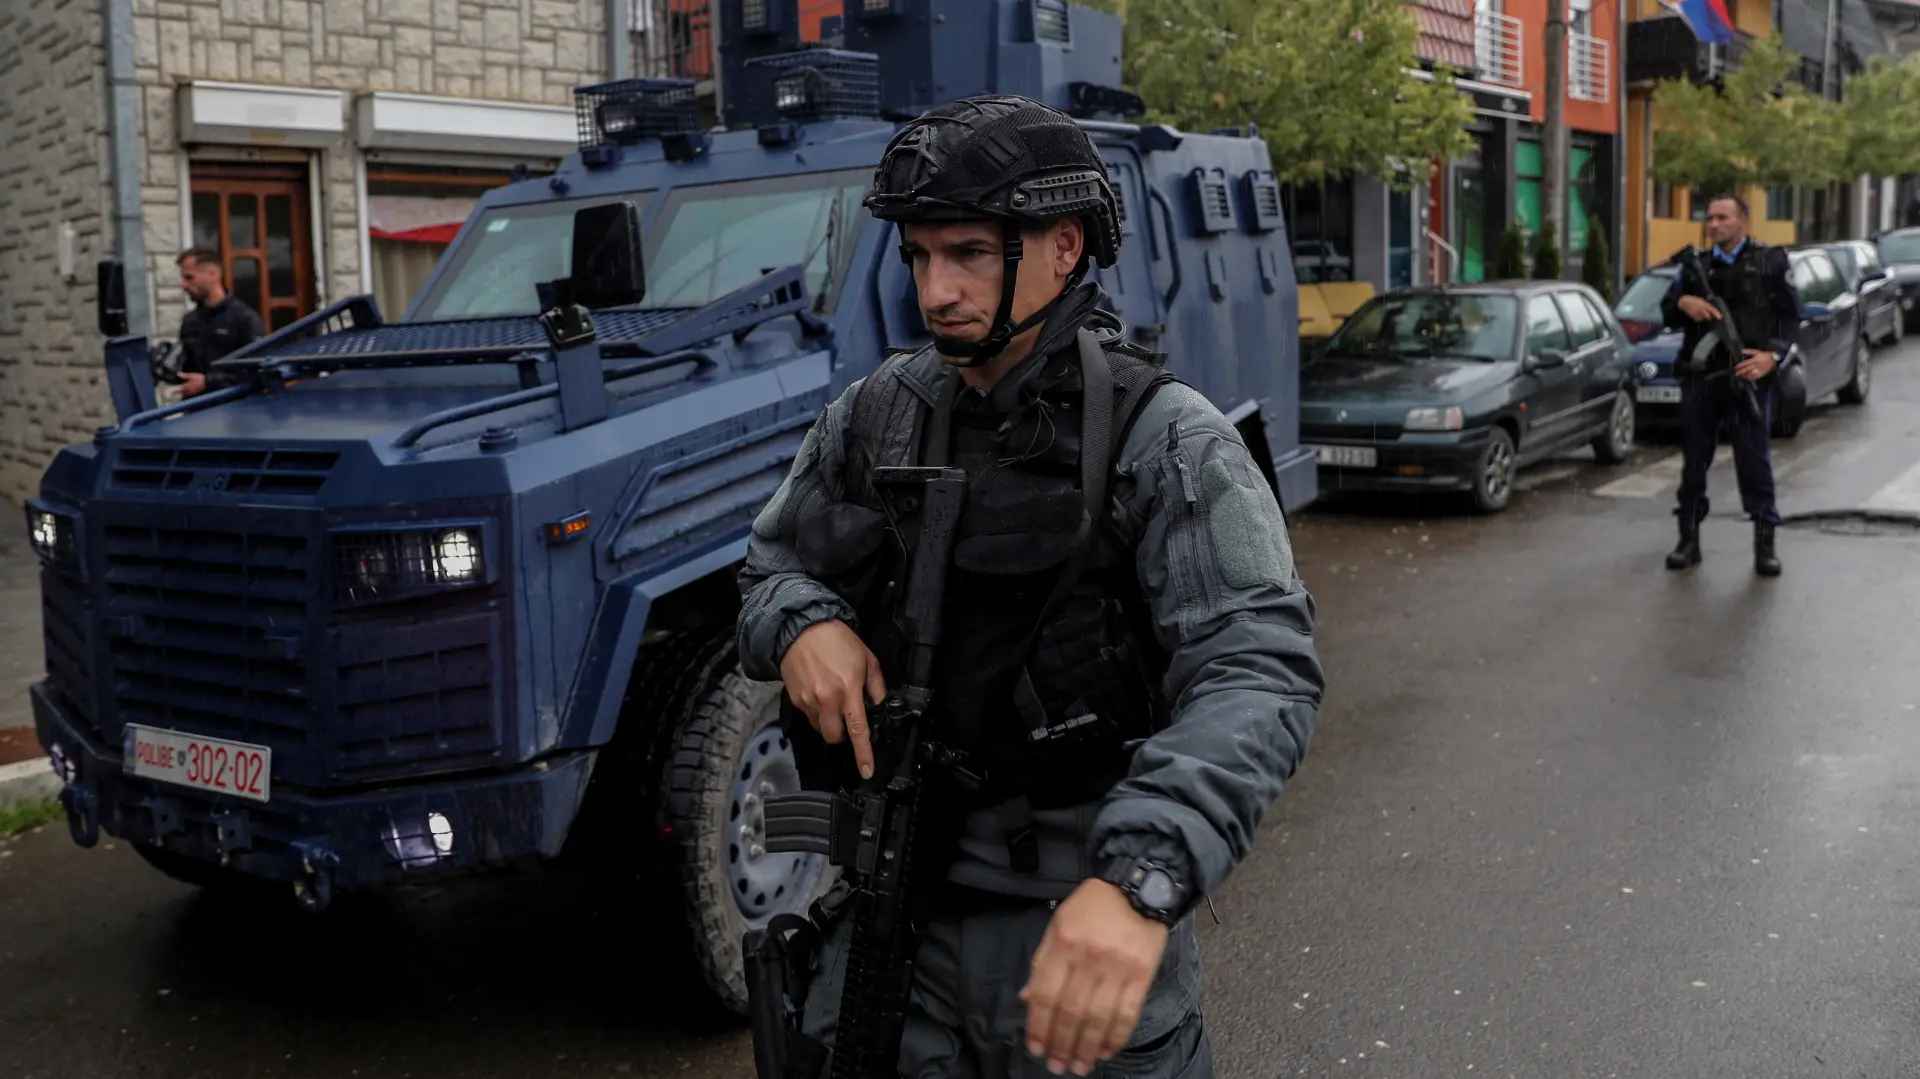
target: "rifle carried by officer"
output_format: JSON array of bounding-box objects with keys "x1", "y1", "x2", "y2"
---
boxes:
[
  {"x1": 744, "y1": 464, "x2": 975, "y2": 1079},
  {"x1": 1670, "y1": 244, "x2": 1763, "y2": 422}
]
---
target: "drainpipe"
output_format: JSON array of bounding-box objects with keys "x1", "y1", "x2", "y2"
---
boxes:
[
  {"x1": 103, "y1": 0, "x2": 148, "y2": 335},
  {"x1": 606, "y1": 0, "x2": 632, "y2": 79},
  {"x1": 1614, "y1": 0, "x2": 1626, "y2": 293}
]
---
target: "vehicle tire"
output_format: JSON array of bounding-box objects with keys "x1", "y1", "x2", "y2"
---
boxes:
[
  {"x1": 1591, "y1": 389, "x2": 1636, "y2": 464},
  {"x1": 1771, "y1": 364, "x2": 1808, "y2": 440},
  {"x1": 1469, "y1": 427, "x2": 1517, "y2": 514},
  {"x1": 1838, "y1": 336, "x2": 1871, "y2": 405},
  {"x1": 645, "y1": 631, "x2": 834, "y2": 1017},
  {"x1": 1883, "y1": 309, "x2": 1904, "y2": 347}
]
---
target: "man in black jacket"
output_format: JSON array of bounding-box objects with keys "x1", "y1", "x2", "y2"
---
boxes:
[
  {"x1": 1659, "y1": 194, "x2": 1799, "y2": 577},
  {"x1": 174, "y1": 247, "x2": 265, "y2": 397},
  {"x1": 738, "y1": 95, "x2": 1324, "y2": 1077}
]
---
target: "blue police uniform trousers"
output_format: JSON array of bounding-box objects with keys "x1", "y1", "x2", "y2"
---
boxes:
[{"x1": 1675, "y1": 372, "x2": 1782, "y2": 527}]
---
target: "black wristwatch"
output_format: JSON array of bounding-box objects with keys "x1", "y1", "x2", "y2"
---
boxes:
[{"x1": 1101, "y1": 858, "x2": 1187, "y2": 926}]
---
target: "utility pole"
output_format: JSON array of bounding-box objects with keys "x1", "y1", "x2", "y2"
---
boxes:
[{"x1": 1544, "y1": 0, "x2": 1568, "y2": 275}]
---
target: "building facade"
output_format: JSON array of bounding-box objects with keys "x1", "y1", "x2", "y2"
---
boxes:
[
  {"x1": 0, "y1": 0, "x2": 615, "y2": 500},
  {"x1": 1430, "y1": 0, "x2": 1624, "y2": 285}
]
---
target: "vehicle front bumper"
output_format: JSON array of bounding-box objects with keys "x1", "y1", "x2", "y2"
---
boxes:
[
  {"x1": 1310, "y1": 427, "x2": 1493, "y2": 494},
  {"x1": 32, "y1": 683, "x2": 597, "y2": 902}
]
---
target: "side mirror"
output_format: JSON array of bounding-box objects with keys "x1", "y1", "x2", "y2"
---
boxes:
[
  {"x1": 1801, "y1": 302, "x2": 1833, "y2": 322},
  {"x1": 568, "y1": 200, "x2": 645, "y2": 309},
  {"x1": 1862, "y1": 269, "x2": 1889, "y2": 283},
  {"x1": 1529, "y1": 348, "x2": 1568, "y2": 370},
  {"x1": 97, "y1": 258, "x2": 128, "y2": 337}
]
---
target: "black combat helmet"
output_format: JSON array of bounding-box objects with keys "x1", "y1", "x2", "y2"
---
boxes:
[{"x1": 865, "y1": 94, "x2": 1121, "y2": 363}]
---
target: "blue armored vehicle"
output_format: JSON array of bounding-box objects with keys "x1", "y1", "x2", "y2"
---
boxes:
[{"x1": 29, "y1": 0, "x2": 1313, "y2": 1016}]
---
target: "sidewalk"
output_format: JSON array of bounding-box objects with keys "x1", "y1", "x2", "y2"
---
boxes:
[{"x1": 0, "y1": 501, "x2": 50, "y2": 803}]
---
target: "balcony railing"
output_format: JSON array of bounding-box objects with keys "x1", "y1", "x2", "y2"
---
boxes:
[
  {"x1": 1625, "y1": 15, "x2": 1751, "y2": 85},
  {"x1": 1569, "y1": 32, "x2": 1610, "y2": 102},
  {"x1": 1475, "y1": 9, "x2": 1525, "y2": 88}
]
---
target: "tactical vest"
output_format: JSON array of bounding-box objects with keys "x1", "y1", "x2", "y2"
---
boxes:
[
  {"x1": 788, "y1": 325, "x2": 1179, "y2": 824},
  {"x1": 1680, "y1": 243, "x2": 1779, "y2": 377}
]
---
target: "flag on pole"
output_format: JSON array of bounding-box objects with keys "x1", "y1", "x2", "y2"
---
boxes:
[{"x1": 1657, "y1": 0, "x2": 1739, "y2": 45}]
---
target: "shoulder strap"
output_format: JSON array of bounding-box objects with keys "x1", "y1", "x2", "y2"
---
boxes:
[{"x1": 1012, "y1": 332, "x2": 1175, "y2": 670}]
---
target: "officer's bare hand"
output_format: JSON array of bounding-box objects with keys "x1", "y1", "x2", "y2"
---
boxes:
[
  {"x1": 1677, "y1": 295, "x2": 1721, "y2": 322},
  {"x1": 178, "y1": 372, "x2": 207, "y2": 397},
  {"x1": 778, "y1": 620, "x2": 885, "y2": 779},
  {"x1": 1021, "y1": 878, "x2": 1171, "y2": 1076},
  {"x1": 1736, "y1": 348, "x2": 1777, "y2": 381}
]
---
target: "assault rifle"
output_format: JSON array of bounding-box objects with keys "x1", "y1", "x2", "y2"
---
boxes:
[
  {"x1": 1670, "y1": 245, "x2": 1763, "y2": 422},
  {"x1": 745, "y1": 465, "x2": 976, "y2": 1079}
]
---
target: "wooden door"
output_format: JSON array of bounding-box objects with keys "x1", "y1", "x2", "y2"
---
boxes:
[{"x1": 190, "y1": 164, "x2": 315, "y2": 332}]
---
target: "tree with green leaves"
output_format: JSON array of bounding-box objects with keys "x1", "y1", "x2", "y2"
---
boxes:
[
  {"x1": 1841, "y1": 54, "x2": 1920, "y2": 180},
  {"x1": 1651, "y1": 35, "x2": 1851, "y2": 195},
  {"x1": 1493, "y1": 223, "x2": 1529, "y2": 279},
  {"x1": 1581, "y1": 213, "x2": 1614, "y2": 302},
  {"x1": 1532, "y1": 220, "x2": 1563, "y2": 280},
  {"x1": 1087, "y1": 0, "x2": 1476, "y2": 189}
]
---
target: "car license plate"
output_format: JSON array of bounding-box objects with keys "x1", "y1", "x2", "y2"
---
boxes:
[
  {"x1": 1636, "y1": 385, "x2": 1681, "y2": 404},
  {"x1": 124, "y1": 725, "x2": 271, "y2": 802},
  {"x1": 1307, "y1": 444, "x2": 1377, "y2": 468}
]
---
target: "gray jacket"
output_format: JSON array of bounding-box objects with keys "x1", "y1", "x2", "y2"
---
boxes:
[{"x1": 737, "y1": 347, "x2": 1325, "y2": 908}]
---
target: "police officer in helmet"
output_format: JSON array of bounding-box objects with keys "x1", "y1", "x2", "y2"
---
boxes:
[
  {"x1": 1660, "y1": 193, "x2": 1799, "y2": 577},
  {"x1": 738, "y1": 94, "x2": 1324, "y2": 1077}
]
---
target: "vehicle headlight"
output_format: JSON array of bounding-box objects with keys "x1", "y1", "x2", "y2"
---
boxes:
[
  {"x1": 434, "y1": 529, "x2": 478, "y2": 584},
  {"x1": 1638, "y1": 361, "x2": 1659, "y2": 381},
  {"x1": 1403, "y1": 406, "x2": 1464, "y2": 431},
  {"x1": 25, "y1": 500, "x2": 80, "y2": 572},
  {"x1": 332, "y1": 523, "x2": 489, "y2": 605}
]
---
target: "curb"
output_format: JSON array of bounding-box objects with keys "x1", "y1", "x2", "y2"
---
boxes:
[{"x1": 0, "y1": 757, "x2": 59, "y2": 809}]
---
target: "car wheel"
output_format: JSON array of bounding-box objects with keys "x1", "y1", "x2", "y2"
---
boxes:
[
  {"x1": 1838, "y1": 337, "x2": 1871, "y2": 405},
  {"x1": 1771, "y1": 364, "x2": 1808, "y2": 439},
  {"x1": 1591, "y1": 389, "x2": 1635, "y2": 464},
  {"x1": 1469, "y1": 427, "x2": 1516, "y2": 514},
  {"x1": 1891, "y1": 310, "x2": 1906, "y2": 347}
]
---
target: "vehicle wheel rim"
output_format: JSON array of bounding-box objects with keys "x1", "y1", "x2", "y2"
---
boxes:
[
  {"x1": 1485, "y1": 440, "x2": 1513, "y2": 501},
  {"x1": 727, "y1": 721, "x2": 820, "y2": 925},
  {"x1": 1612, "y1": 394, "x2": 1634, "y2": 451}
]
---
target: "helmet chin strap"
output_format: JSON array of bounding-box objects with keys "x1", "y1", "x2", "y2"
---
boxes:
[{"x1": 932, "y1": 220, "x2": 1074, "y2": 367}]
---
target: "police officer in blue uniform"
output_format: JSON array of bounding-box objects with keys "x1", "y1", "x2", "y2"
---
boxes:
[{"x1": 1660, "y1": 193, "x2": 1799, "y2": 577}]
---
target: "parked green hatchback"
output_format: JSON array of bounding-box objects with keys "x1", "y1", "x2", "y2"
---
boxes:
[{"x1": 1300, "y1": 281, "x2": 1640, "y2": 513}]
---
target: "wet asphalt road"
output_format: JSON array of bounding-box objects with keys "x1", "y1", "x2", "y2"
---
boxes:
[{"x1": 5, "y1": 341, "x2": 1920, "y2": 1079}]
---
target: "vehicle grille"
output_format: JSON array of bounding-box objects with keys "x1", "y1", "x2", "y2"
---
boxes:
[
  {"x1": 332, "y1": 611, "x2": 504, "y2": 778},
  {"x1": 40, "y1": 571, "x2": 94, "y2": 732},
  {"x1": 1301, "y1": 422, "x2": 1402, "y2": 441},
  {"x1": 111, "y1": 447, "x2": 338, "y2": 497},
  {"x1": 99, "y1": 516, "x2": 318, "y2": 778},
  {"x1": 88, "y1": 504, "x2": 509, "y2": 787}
]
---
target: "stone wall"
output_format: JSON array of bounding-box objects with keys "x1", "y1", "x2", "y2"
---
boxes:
[
  {"x1": 0, "y1": 0, "x2": 115, "y2": 500},
  {"x1": 137, "y1": 0, "x2": 609, "y2": 338}
]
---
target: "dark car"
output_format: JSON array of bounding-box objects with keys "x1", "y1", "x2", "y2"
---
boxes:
[
  {"x1": 1873, "y1": 226, "x2": 1920, "y2": 332},
  {"x1": 1618, "y1": 247, "x2": 1869, "y2": 439},
  {"x1": 1807, "y1": 240, "x2": 1902, "y2": 347},
  {"x1": 1299, "y1": 281, "x2": 1637, "y2": 513}
]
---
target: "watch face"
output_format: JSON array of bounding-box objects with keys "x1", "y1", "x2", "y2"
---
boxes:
[{"x1": 1138, "y1": 869, "x2": 1176, "y2": 911}]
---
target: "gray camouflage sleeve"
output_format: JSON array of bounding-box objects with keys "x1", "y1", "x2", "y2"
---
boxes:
[
  {"x1": 735, "y1": 380, "x2": 865, "y2": 683},
  {"x1": 1088, "y1": 382, "x2": 1325, "y2": 911}
]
